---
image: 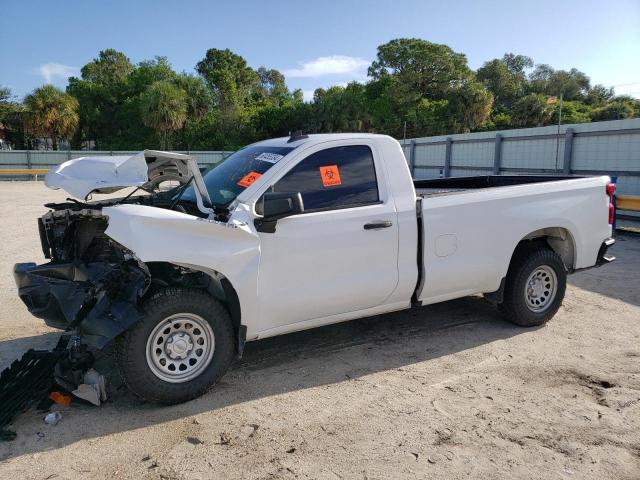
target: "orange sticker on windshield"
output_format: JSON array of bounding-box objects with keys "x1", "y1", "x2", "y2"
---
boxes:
[
  {"x1": 319, "y1": 165, "x2": 342, "y2": 187},
  {"x1": 237, "y1": 171, "x2": 262, "y2": 188}
]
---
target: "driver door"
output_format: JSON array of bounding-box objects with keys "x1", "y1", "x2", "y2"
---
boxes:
[{"x1": 256, "y1": 142, "x2": 399, "y2": 333}]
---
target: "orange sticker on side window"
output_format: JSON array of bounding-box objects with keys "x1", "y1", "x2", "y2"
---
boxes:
[
  {"x1": 237, "y1": 171, "x2": 262, "y2": 188},
  {"x1": 319, "y1": 165, "x2": 342, "y2": 187}
]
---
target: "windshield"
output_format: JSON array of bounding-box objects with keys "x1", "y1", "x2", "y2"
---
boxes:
[{"x1": 182, "y1": 145, "x2": 295, "y2": 207}]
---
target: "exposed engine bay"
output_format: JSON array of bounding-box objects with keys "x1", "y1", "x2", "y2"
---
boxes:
[
  {"x1": 3, "y1": 149, "x2": 252, "y2": 427},
  {"x1": 14, "y1": 190, "x2": 212, "y2": 349}
]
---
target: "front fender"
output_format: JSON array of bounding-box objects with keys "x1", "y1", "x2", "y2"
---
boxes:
[{"x1": 103, "y1": 204, "x2": 261, "y2": 335}]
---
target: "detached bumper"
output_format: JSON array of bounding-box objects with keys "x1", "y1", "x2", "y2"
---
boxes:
[
  {"x1": 595, "y1": 237, "x2": 616, "y2": 267},
  {"x1": 14, "y1": 261, "x2": 147, "y2": 348},
  {"x1": 14, "y1": 262, "x2": 95, "y2": 330}
]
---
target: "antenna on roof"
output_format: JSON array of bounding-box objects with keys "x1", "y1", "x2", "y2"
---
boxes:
[{"x1": 287, "y1": 130, "x2": 309, "y2": 143}]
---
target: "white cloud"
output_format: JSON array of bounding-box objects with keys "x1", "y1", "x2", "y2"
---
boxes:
[
  {"x1": 37, "y1": 63, "x2": 79, "y2": 83},
  {"x1": 301, "y1": 82, "x2": 355, "y2": 103},
  {"x1": 285, "y1": 55, "x2": 369, "y2": 78}
]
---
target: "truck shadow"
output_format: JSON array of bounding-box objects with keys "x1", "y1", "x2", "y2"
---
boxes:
[
  {"x1": 568, "y1": 232, "x2": 640, "y2": 307},
  {"x1": 0, "y1": 296, "x2": 533, "y2": 459}
]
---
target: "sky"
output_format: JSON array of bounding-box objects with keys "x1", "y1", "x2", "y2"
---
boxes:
[{"x1": 1, "y1": 0, "x2": 639, "y2": 101}]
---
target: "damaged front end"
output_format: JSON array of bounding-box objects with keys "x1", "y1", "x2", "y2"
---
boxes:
[{"x1": 14, "y1": 207, "x2": 150, "y2": 349}]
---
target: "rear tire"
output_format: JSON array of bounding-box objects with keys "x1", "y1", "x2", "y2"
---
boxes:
[
  {"x1": 499, "y1": 245, "x2": 566, "y2": 327},
  {"x1": 115, "y1": 288, "x2": 235, "y2": 404}
]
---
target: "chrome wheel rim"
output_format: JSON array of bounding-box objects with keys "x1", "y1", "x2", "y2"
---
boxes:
[
  {"x1": 145, "y1": 313, "x2": 215, "y2": 383},
  {"x1": 524, "y1": 265, "x2": 558, "y2": 312}
]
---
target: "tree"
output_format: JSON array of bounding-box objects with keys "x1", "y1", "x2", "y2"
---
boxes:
[
  {"x1": 585, "y1": 85, "x2": 615, "y2": 106},
  {"x1": 0, "y1": 86, "x2": 17, "y2": 131},
  {"x1": 23, "y1": 85, "x2": 79, "y2": 150},
  {"x1": 477, "y1": 59, "x2": 521, "y2": 110},
  {"x1": 255, "y1": 67, "x2": 291, "y2": 107},
  {"x1": 311, "y1": 83, "x2": 371, "y2": 132},
  {"x1": 10, "y1": 42, "x2": 639, "y2": 150},
  {"x1": 529, "y1": 65, "x2": 591, "y2": 100},
  {"x1": 364, "y1": 76, "x2": 412, "y2": 137},
  {"x1": 67, "y1": 48, "x2": 134, "y2": 148},
  {"x1": 174, "y1": 74, "x2": 213, "y2": 149},
  {"x1": 80, "y1": 48, "x2": 134, "y2": 86},
  {"x1": 196, "y1": 48, "x2": 259, "y2": 121},
  {"x1": 139, "y1": 81, "x2": 187, "y2": 149},
  {"x1": 511, "y1": 93, "x2": 555, "y2": 127},
  {"x1": 412, "y1": 98, "x2": 450, "y2": 136},
  {"x1": 591, "y1": 96, "x2": 640, "y2": 121},
  {"x1": 0, "y1": 86, "x2": 25, "y2": 148},
  {"x1": 477, "y1": 53, "x2": 531, "y2": 111},
  {"x1": 554, "y1": 100, "x2": 592, "y2": 124},
  {"x1": 128, "y1": 57, "x2": 177, "y2": 95},
  {"x1": 368, "y1": 38, "x2": 472, "y2": 98},
  {"x1": 0, "y1": 86, "x2": 11, "y2": 114},
  {"x1": 447, "y1": 80, "x2": 494, "y2": 132},
  {"x1": 501, "y1": 53, "x2": 533, "y2": 76}
]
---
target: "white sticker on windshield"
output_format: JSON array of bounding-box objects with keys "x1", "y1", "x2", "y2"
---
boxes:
[{"x1": 255, "y1": 152, "x2": 284, "y2": 163}]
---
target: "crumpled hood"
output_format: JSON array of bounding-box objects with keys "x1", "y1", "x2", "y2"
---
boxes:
[{"x1": 45, "y1": 150, "x2": 212, "y2": 208}]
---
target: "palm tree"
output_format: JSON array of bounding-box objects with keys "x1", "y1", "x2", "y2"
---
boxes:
[
  {"x1": 23, "y1": 85, "x2": 79, "y2": 150},
  {"x1": 139, "y1": 81, "x2": 187, "y2": 149}
]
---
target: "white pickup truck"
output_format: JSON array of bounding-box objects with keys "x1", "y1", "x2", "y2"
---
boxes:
[{"x1": 14, "y1": 132, "x2": 615, "y2": 404}]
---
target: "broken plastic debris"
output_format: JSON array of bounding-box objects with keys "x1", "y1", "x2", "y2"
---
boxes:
[
  {"x1": 44, "y1": 412, "x2": 62, "y2": 425},
  {"x1": 72, "y1": 384, "x2": 100, "y2": 406},
  {"x1": 49, "y1": 391, "x2": 72, "y2": 406},
  {"x1": 72, "y1": 369, "x2": 107, "y2": 406}
]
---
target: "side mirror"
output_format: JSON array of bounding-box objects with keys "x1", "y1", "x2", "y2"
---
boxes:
[{"x1": 255, "y1": 192, "x2": 304, "y2": 233}]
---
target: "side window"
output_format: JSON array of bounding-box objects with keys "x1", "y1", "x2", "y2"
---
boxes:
[{"x1": 273, "y1": 145, "x2": 379, "y2": 211}]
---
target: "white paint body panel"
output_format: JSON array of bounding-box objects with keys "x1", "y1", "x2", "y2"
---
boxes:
[
  {"x1": 254, "y1": 139, "x2": 400, "y2": 331},
  {"x1": 100, "y1": 134, "x2": 612, "y2": 341},
  {"x1": 45, "y1": 150, "x2": 211, "y2": 206},
  {"x1": 46, "y1": 153, "x2": 148, "y2": 199},
  {"x1": 417, "y1": 176, "x2": 612, "y2": 305}
]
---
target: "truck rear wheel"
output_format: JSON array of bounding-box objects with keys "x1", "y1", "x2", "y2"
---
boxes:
[
  {"x1": 499, "y1": 246, "x2": 566, "y2": 327},
  {"x1": 115, "y1": 288, "x2": 235, "y2": 404}
]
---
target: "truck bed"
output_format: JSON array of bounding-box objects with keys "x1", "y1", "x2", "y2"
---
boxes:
[
  {"x1": 415, "y1": 175, "x2": 579, "y2": 197},
  {"x1": 414, "y1": 173, "x2": 611, "y2": 306}
]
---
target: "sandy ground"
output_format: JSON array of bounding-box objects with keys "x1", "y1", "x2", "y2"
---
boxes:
[{"x1": 0, "y1": 182, "x2": 638, "y2": 480}]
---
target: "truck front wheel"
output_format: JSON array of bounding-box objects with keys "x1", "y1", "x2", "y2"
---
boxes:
[
  {"x1": 499, "y1": 246, "x2": 567, "y2": 327},
  {"x1": 115, "y1": 288, "x2": 235, "y2": 404}
]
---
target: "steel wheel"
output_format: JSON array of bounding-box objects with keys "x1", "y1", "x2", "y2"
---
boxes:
[
  {"x1": 524, "y1": 265, "x2": 558, "y2": 312},
  {"x1": 145, "y1": 313, "x2": 215, "y2": 383}
]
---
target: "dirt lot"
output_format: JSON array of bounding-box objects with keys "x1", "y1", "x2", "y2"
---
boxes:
[{"x1": 0, "y1": 182, "x2": 638, "y2": 480}]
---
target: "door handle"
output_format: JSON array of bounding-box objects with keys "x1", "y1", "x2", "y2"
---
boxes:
[{"x1": 364, "y1": 221, "x2": 393, "y2": 230}]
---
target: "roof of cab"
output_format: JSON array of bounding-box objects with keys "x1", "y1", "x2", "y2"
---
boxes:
[{"x1": 247, "y1": 133, "x2": 395, "y2": 149}]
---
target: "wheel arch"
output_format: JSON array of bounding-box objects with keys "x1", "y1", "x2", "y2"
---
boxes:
[
  {"x1": 143, "y1": 261, "x2": 244, "y2": 356},
  {"x1": 486, "y1": 226, "x2": 576, "y2": 305},
  {"x1": 519, "y1": 226, "x2": 577, "y2": 271}
]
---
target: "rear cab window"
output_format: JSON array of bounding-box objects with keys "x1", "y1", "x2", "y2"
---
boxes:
[{"x1": 272, "y1": 145, "x2": 379, "y2": 212}]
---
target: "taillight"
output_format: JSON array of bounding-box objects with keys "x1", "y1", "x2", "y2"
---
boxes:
[{"x1": 606, "y1": 182, "x2": 616, "y2": 225}]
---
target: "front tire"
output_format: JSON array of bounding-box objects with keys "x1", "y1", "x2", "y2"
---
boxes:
[
  {"x1": 115, "y1": 288, "x2": 235, "y2": 404},
  {"x1": 499, "y1": 245, "x2": 567, "y2": 327}
]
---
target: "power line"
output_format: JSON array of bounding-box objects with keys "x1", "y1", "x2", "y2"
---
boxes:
[{"x1": 612, "y1": 81, "x2": 640, "y2": 88}]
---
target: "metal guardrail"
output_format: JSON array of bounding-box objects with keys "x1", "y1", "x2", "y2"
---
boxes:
[
  {"x1": 617, "y1": 195, "x2": 640, "y2": 212},
  {"x1": 401, "y1": 119, "x2": 640, "y2": 203},
  {"x1": 1, "y1": 168, "x2": 50, "y2": 180},
  {"x1": 404, "y1": 126, "x2": 640, "y2": 179}
]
